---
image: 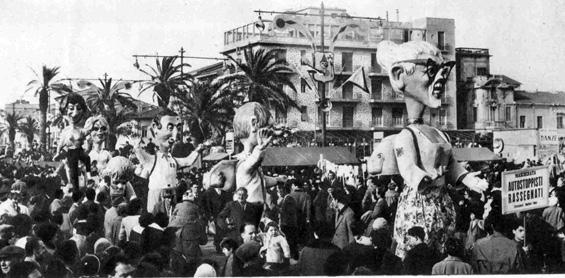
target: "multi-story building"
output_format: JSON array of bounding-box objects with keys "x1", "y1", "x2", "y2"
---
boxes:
[{"x1": 219, "y1": 6, "x2": 456, "y2": 145}]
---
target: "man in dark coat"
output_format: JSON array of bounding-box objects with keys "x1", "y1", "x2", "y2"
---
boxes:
[
  {"x1": 403, "y1": 226, "x2": 438, "y2": 275},
  {"x1": 168, "y1": 189, "x2": 201, "y2": 228},
  {"x1": 296, "y1": 222, "x2": 339, "y2": 276},
  {"x1": 277, "y1": 183, "x2": 298, "y2": 259},
  {"x1": 289, "y1": 180, "x2": 311, "y2": 246},
  {"x1": 218, "y1": 187, "x2": 260, "y2": 232},
  {"x1": 331, "y1": 189, "x2": 355, "y2": 249},
  {"x1": 202, "y1": 187, "x2": 231, "y2": 253}
]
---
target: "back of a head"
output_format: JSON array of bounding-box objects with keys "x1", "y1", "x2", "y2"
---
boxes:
[
  {"x1": 407, "y1": 226, "x2": 426, "y2": 241},
  {"x1": 233, "y1": 102, "x2": 271, "y2": 139},
  {"x1": 444, "y1": 237, "x2": 464, "y2": 258},
  {"x1": 85, "y1": 187, "x2": 96, "y2": 201}
]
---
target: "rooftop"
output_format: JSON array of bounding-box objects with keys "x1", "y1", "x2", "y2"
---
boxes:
[{"x1": 514, "y1": 90, "x2": 565, "y2": 105}]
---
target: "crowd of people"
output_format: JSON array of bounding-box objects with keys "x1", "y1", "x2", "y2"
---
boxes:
[{"x1": 0, "y1": 151, "x2": 563, "y2": 277}]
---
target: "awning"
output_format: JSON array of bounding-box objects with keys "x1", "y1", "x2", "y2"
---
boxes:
[
  {"x1": 262, "y1": 147, "x2": 360, "y2": 167},
  {"x1": 203, "y1": 152, "x2": 230, "y2": 162},
  {"x1": 453, "y1": 147, "x2": 502, "y2": 162}
]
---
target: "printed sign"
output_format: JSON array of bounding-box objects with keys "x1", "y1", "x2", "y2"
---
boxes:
[
  {"x1": 225, "y1": 132, "x2": 234, "y2": 155},
  {"x1": 501, "y1": 166, "x2": 549, "y2": 214},
  {"x1": 539, "y1": 129, "x2": 559, "y2": 145}
]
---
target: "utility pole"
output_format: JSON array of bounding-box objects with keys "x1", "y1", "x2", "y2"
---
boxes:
[{"x1": 320, "y1": 2, "x2": 327, "y2": 147}]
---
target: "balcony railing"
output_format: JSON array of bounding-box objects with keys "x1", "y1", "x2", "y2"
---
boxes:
[
  {"x1": 392, "y1": 117, "x2": 404, "y2": 127},
  {"x1": 371, "y1": 119, "x2": 383, "y2": 127},
  {"x1": 224, "y1": 22, "x2": 431, "y2": 46}
]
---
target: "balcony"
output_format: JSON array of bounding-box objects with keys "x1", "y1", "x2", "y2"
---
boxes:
[
  {"x1": 369, "y1": 91, "x2": 404, "y2": 103},
  {"x1": 371, "y1": 119, "x2": 383, "y2": 128},
  {"x1": 368, "y1": 66, "x2": 387, "y2": 76}
]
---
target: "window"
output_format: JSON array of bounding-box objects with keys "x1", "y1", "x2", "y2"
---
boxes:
[
  {"x1": 371, "y1": 79, "x2": 382, "y2": 100},
  {"x1": 473, "y1": 107, "x2": 477, "y2": 122},
  {"x1": 477, "y1": 67, "x2": 488, "y2": 76},
  {"x1": 505, "y1": 107, "x2": 511, "y2": 121},
  {"x1": 342, "y1": 52, "x2": 353, "y2": 72},
  {"x1": 342, "y1": 83, "x2": 353, "y2": 99},
  {"x1": 141, "y1": 128, "x2": 147, "y2": 138},
  {"x1": 403, "y1": 29, "x2": 410, "y2": 42},
  {"x1": 300, "y1": 50, "x2": 308, "y2": 65},
  {"x1": 392, "y1": 108, "x2": 404, "y2": 126},
  {"x1": 437, "y1": 31, "x2": 445, "y2": 50},
  {"x1": 343, "y1": 106, "x2": 354, "y2": 127},
  {"x1": 519, "y1": 115, "x2": 526, "y2": 128},
  {"x1": 439, "y1": 108, "x2": 446, "y2": 126},
  {"x1": 275, "y1": 108, "x2": 287, "y2": 125},
  {"x1": 300, "y1": 106, "x2": 308, "y2": 122},
  {"x1": 275, "y1": 49, "x2": 287, "y2": 63},
  {"x1": 301, "y1": 79, "x2": 307, "y2": 93},
  {"x1": 558, "y1": 114, "x2": 565, "y2": 129},
  {"x1": 372, "y1": 108, "x2": 383, "y2": 127},
  {"x1": 370, "y1": 53, "x2": 380, "y2": 73},
  {"x1": 537, "y1": 116, "x2": 543, "y2": 129}
]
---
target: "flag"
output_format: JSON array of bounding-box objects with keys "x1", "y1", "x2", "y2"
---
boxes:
[{"x1": 336, "y1": 67, "x2": 369, "y2": 94}]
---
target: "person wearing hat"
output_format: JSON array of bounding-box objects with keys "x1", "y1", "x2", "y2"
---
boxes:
[
  {"x1": 0, "y1": 183, "x2": 29, "y2": 217},
  {"x1": 0, "y1": 245, "x2": 25, "y2": 276}
]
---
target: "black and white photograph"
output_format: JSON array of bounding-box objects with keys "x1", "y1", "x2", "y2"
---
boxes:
[{"x1": 0, "y1": 0, "x2": 564, "y2": 276}]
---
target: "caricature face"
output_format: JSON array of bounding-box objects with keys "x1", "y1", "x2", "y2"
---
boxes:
[
  {"x1": 67, "y1": 103, "x2": 84, "y2": 123},
  {"x1": 91, "y1": 120, "x2": 108, "y2": 144},
  {"x1": 152, "y1": 115, "x2": 181, "y2": 151},
  {"x1": 397, "y1": 56, "x2": 454, "y2": 109}
]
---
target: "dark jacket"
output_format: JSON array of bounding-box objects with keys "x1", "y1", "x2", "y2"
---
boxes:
[
  {"x1": 331, "y1": 206, "x2": 355, "y2": 249},
  {"x1": 296, "y1": 239, "x2": 339, "y2": 276},
  {"x1": 141, "y1": 224, "x2": 164, "y2": 253},
  {"x1": 176, "y1": 219, "x2": 207, "y2": 261},
  {"x1": 403, "y1": 243, "x2": 437, "y2": 275},
  {"x1": 289, "y1": 189, "x2": 311, "y2": 224},
  {"x1": 202, "y1": 188, "x2": 231, "y2": 220},
  {"x1": 218, "y1": 201, "x2": 260, "y2": 231},
  {"x1": 169, "y1": 200, "x2": 200, "y2": 228},
  {"x1": 279, "y1": 194, "x2": 298, "y2": 227}
]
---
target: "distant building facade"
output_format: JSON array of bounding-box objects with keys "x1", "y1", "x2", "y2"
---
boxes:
[{"x1": 216, "y1": 6, "x2": 457, "y2": 145}]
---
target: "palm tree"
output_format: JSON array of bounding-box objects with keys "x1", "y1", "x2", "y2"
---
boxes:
[
  {"x1": 5, "y1": 111, "x2": 22, "y2": 152},
  {"x1": 27, "y1": 65, "x2": 72, "y2": 152},
  {"x1": 77, "y1": 75, "x2": 138, "y2": 149},
  {"x1": 174, "y1": 80, "x2": 240, "y2": 143},
  {"x1": 220, "y1": 46, "x2": 298, "y2": 112},
  {"x1": 137, "y1": 56, "x2": 192, "y2": 108},
  {"x1": 19, "y1": 116, "x2": 38, "y2": 147}
]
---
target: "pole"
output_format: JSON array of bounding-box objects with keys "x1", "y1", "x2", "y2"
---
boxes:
[{"x1": 320, "y1": 2, "x2": 326, "y2": 147}]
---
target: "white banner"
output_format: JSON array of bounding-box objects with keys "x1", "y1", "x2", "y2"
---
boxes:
[{"x1": 501, "y1": 166, "x2": 549, "y2": 214}]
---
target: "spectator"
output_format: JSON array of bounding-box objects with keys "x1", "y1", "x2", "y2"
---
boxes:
[
  {"x1": 232, "y1": 223, "x2": 261, "y2": 276},
  {"x1": 105, "y1": 203, "x2": 127, "y2": 245},
  {"x1": 542, "y1": 190, "x2": 565, "y2": 232},
  {"x1": 0, "y1": 246, "x2": 25, "y2": 277},
  {"x1": 129, "y1": 213, "x2": 151, "y2": 245},
  {"x1": 48, "y1": 189, "x2": 65, "y2": 216},
  {"x1": 140, "y1": 212, "x2": 165, "y2": 254},
  {"x1": 288, "y1": 180, "x2": 311, "y2": 248},
  {"x1": 108, "y1": 256, "x2": 135, "y2": 278},
  {"x1": 472, "y1": 212, "x2": 524, "y2": 274},
  {"x1": 152, "y1": 188, "x2": 176, "y2": 223},
  {"x1": 371, "y1": 229, "x2": 402, "y2": 275},
  {"x1": 202, "y1": 185, "x2": 231, "y2": 254},
  {"x1": 296, "y1": 222, "x2": 339, "y2": 276},
  {"x1": 68, "y1": 190, "x2": 83, "y2": 225},
  {"x1": 168, "y1": 189, "x2": 200, "y2": 228},
  {"x1": 6, "y1": 261, "x2": 41, "y2": 278},
  {"x1": 276, "y1": 182, "x2": 298, "y2": 259},
  {"x1": 219, "y1": 238, "x2": 238, "y2": 277},
  {"x1": 330, "y1": 189, "x2": 355, "y2": 249},
  {"x1": 402, "y1": 226, "x2": 437, "y2": 275},
  {"x1": 118, "y1": 198, "x2": 142, "y2": 242},
  {"x1": 260, "y1": 222, "x2": 290, "y2": 274},
  {"x1": 432, "y1": 237, "x2": 473, "y2": 275},
  {"x1": 217, "y1": 188, "x2": 259, "y2": 234},
  {"x1": 175, "y1": 208, "x2": 207, "y2": 266}
]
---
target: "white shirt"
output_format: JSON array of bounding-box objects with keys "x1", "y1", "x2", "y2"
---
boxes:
[
  {"x1": 148, "y1": 152, "x2": 178, "y2": 190},
  {"x1": 0, "y1": 199, "x2": 29, "y2": 217}
]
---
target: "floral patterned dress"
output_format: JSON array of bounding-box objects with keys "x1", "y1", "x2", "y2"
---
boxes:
[{"x1": 392, "y1": 125, "x2": 465, "y2": 259}]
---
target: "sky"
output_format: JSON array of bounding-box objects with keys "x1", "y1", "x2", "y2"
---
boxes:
[{"x1": 1, "y1": 0, "x2": 564, "y2": 108}]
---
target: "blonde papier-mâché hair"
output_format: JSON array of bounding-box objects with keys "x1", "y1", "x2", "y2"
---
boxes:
[{"x1": 376, "y1": 40, "x2": 443, "y2": 78}]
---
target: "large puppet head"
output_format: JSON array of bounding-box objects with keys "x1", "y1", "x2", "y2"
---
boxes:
[
  {"x1": 84, "y1": 115, "x2": 109, "y2": 144},
  {"x1": 376, "y1": 41, "x2": 454, "y2": 109},
  {"x1": 101, "y1": 156, "x2": 134, "y2": 199},
  {"x1": 63, "y1": 93, "x2": 89, "y2": 125},
  {"x1": 149, "y1": 110, "x2": 181, "y2": 152},
  {"x1": 233, "y1": 102, "x2": 272, "y2": 146}
]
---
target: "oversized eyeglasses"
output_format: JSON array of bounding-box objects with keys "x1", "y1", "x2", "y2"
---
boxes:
[
  {"x1": 91, "y1": 126, "x2": 107, "y2": 132},
  {"x1": 395, "y1": 58, "x2": 455, "y2": 79}
]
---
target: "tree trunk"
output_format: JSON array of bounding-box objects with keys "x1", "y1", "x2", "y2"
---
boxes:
[
  {"x1": 39, "y1": 90, "x2": 48, "y2": 153},
  {"x1": 9, "y1": 130, "x2": 15, "y2": 152}
]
